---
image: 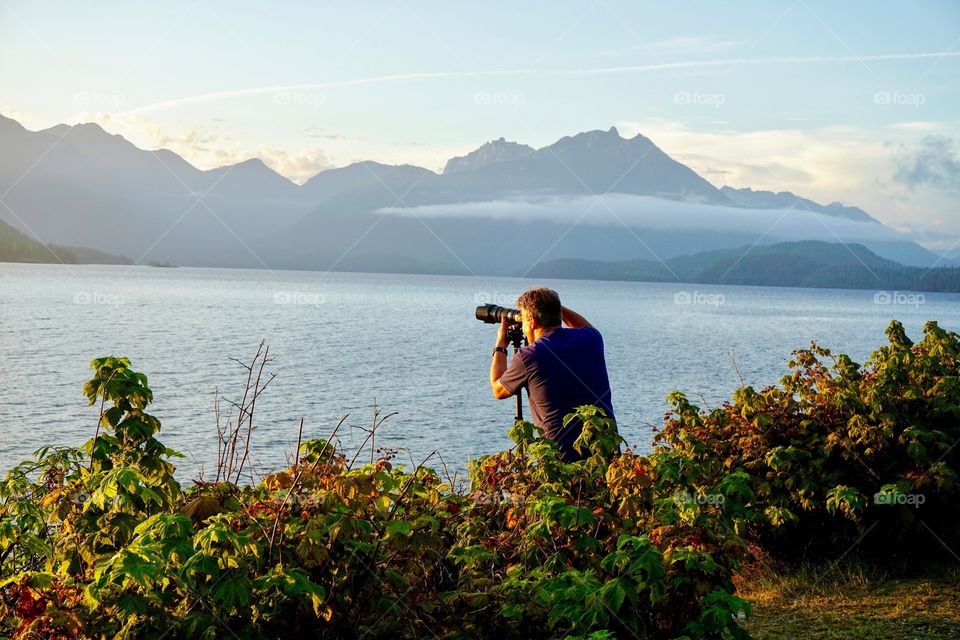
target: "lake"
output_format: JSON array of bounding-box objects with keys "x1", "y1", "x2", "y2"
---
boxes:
[{"x1": 1, "y1": 262, "x2": 956, "y2": 480}]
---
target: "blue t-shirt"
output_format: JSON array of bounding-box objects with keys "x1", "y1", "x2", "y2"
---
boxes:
[{"x1": 499, "y1": 326, "x2": 616, "y2": 461}]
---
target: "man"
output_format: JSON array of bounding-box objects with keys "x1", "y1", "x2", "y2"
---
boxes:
[{"x1": 489, "y1": 287, "x2": 616, "y2": 462}]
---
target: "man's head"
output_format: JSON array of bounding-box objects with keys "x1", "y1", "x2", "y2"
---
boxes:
[{"x1": 517, "y1": 287, "x2": 562, "y2": 344}]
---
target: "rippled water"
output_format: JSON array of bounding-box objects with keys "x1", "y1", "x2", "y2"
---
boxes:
[{"x1": 2, "y1": 263, "x2": 957, "y2": 480}]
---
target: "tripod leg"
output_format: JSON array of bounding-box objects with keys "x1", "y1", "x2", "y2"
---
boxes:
[{"x1": 510, "y1": 337, "x2": 525, "y2": 423}]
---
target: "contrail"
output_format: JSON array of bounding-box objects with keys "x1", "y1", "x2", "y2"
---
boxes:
[{"x1": 116, "y1": 51, "x2": 960, "y2": 117}]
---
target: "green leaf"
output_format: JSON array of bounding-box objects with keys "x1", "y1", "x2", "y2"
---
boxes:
[
  {"x1": 211, "y1": 575, "x2": 252, "y2": 611},
  {"x1": 385, "y1": 520, "x2": 413, "y2": 538}
]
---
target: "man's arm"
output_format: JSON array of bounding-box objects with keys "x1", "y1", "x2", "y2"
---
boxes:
[
  {"x1": 561, "y1": 305, "x2": 592, "y2": 328},
  {"x1": 490, "y1": 317, "x2": 514, "y2": 399}
]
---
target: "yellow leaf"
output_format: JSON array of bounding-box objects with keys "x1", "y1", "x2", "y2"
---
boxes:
[
  {"x1": 39, "y1": 490, "x2": 62, "y2": 509},
  {"x1": 263, "y1": 471, "x2": 293, "y2": 491}
]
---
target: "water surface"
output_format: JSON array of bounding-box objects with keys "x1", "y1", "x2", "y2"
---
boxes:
[{"x1": 2, "y1": 263, "x2": 955, "y2": 480}]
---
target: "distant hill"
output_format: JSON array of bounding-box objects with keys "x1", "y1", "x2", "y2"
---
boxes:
[
  {"x1": 0, "y1": 218, "x2": 130, "y2": 265},
  {"x1": 720, "y1": 186, "x2": 876, "y2": 223},
  {"x1": 527, "y1": 240, "x2": 960, "y2": 293},
  {"x1": 0, "y1": 113, "x2": 946, "y2": 275}
]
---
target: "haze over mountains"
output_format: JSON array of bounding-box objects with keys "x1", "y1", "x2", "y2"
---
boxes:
[
  {"x1": 0, "y1": 114, "x2": 945, "y2": 276},
  {"x1": 529, "y1": 240, "x2": 960, "y2": 293}
]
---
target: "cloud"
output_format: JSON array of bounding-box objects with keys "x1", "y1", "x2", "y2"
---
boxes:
[
  {"x1": 75, "y1": 112, "x2": 333, "y2": 182},
  {"x1": 113, "y1": 51, "x2": 960, "y2": 117},
  {"x1": 376, "y1": 193, "x2": 909, "y2": 244},
  {"x1": 615, "y1": 119, "x2": 884, "y2": 197},
  {"x1": 0, "y1": 105, "x2": 41, "y2": 128},
  {"x1": 894, "y1": 135, "x2": 960, "y2": 191},
  {"x1": 255, "y1": 146, "x2": 334, "y2": 184},
  {"x1": 79, "y1": 112, "x2": 241, "y2": 166},
  {"x1": 613, "y1": 119, "x2": 960, "y2": 250}
]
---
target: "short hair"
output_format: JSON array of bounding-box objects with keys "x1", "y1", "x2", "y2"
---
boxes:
[{"x1": 517, "y1": 287, "x2": 562, "y2": 327}]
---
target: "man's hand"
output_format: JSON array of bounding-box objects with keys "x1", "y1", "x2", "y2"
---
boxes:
[
  {"x1": 495, "y1": 317, "x2": 512, "y2": 348},
  {"x1": 490, "y1": 317, "x2": 514, "y2": 399},
  {"x1": 561, "y1": 306, "x2": 591, "y2": 328}
]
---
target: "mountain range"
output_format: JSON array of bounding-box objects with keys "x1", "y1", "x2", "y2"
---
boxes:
[
  {"x1": 528, "y1": 240, "x2": 960, "y2": 292},
  {"x1": 0, "y1": 114, "x2": 947, "y2": 276},
  {"x1": 0, "y1": 218, "x2": 129, "y2": 265}
]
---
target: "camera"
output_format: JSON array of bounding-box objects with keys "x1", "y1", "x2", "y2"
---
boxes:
[{"x1": 475, "y1": 304, "x2": 522, "y2": 324}]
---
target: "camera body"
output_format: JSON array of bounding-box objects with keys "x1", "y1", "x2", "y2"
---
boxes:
[
  {"x1": 476, "y1": 304, "x2": 527, "y2": 421},
  {"x1": 475, "y1": 304, "x2": 522, "y2": 325}
]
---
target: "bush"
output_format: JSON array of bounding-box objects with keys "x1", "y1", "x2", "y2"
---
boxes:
[
  {"x1": 0, "y1": 359, "x2": 749, "y2": 639},
  {"x1": 7, "y1": 320, "x2": 950, "y2": 637},
  {"x1": 656, "y1": 320, "x2": 960, "y2": 561}
]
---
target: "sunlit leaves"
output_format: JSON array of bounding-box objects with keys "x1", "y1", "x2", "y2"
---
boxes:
[
  {"x1": 657, "y1": 320, "x2": 960, "y2": 560},
  {"x1": 1, "y1": 357, "x2": 762, "y2": 639}
]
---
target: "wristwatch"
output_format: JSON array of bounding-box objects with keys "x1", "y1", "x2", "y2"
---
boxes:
[{"x1": 492, "y1": 346, "x2": 508, "y2": 356}]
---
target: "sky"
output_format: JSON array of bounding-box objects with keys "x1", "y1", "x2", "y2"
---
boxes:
[{"x1": 1, "y1": 0, "x2": 959, "y2": 249}]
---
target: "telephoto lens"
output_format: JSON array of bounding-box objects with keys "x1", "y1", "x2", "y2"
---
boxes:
[{"x1": 475, "y1": 304, "x2": 522, "y2": 324}]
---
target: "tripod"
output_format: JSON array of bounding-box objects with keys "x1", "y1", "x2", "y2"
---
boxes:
[{"x1": 506, "y1": 324, "x2": 526, "y2": 421}]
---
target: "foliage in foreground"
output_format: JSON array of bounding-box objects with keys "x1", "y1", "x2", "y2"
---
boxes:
[
  {"x1": 656, "y1": 320, "x2": 960, "y2": 560},
  {"x1": 3, "y1": 319, "x2": 957, "y2": 638},
  {"x1": 0, "y1": 358, "x2": 750, "y2": 639}
]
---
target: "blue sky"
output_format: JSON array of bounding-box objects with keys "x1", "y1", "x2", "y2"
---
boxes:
[{"x1": 1, "y1": 1, "x2": 958, "y2": 246}]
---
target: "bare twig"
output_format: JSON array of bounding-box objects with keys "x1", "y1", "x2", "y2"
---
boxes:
[
  {"x1": 235, "y1": 343, "x2": 274, "y2": 484},
  {"x1": 727, "y1": 348, "x2": 746, "y2": 388},
  {"x1": 225, "y1": 342, "x2": 261, "y2": 480},
  {"x1": 215, "y1": 341, "x2": 276, "y2": 484},
  {"x1": 434, "y1": 451, "x2": 462, "y2": 495},
  {"x1": 214, "y1": 388, "x2": 222, "y2": 482},
  {"x1": 349, "y1": 407, "x2": 398, "y2": 469},
  {"x1": 370, "y1": 399, "x2": 378, "y2": 464},
  {"x1": 695, "y1": 392, "x2": 716, "y2": 413},
  {"x1": 269, "y1": 414, "x2": 349, "y2": 565},
  {"x1": 217, "y1": 408, "x2": 234, "y2": 480},
  {"x1": 294, "y1": 417, "x2": 304, "y2": 468}
]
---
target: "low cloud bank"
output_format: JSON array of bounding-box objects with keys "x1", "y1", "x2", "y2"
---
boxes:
[{"x1": 377, "y1": 193, "x2": 911, "y2": 244}]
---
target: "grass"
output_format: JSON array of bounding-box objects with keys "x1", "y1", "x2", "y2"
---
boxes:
[{"x1": 736, "y1": 559, "x2": 960, "y2": 639}]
